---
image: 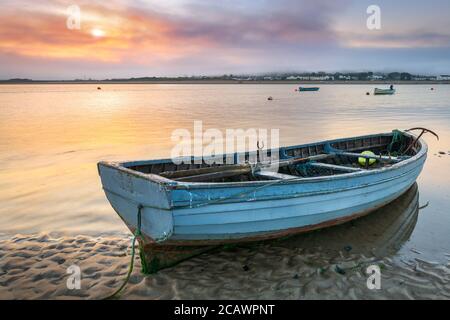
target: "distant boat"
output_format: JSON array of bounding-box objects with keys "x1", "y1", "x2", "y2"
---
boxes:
[
  {"x1": 374, "y1": 88, "x2": 395, "y2": 95},
  {"x1": 98, "y1": 129, "x2": 429, "y2": 273},
  {"x1": 298, "y1": 87, "x2": 320, "y2": 92}
]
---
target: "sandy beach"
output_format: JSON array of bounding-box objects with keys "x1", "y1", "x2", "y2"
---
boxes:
[
  {"x1": 1, "y1": 235, "x2": 449, "y2": 300},
  {"x1": 1, "y1": 185, "x2": 449, "y2": 300}
]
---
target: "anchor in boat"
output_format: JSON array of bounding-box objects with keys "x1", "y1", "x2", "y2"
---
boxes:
[{"x1": 403, "y1": 127, "x2": 439, "y2": 154}]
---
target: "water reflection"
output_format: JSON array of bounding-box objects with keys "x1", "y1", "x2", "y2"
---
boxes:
[{"x1": 178, "y1": 184, "x2": 419, "y2": 271}]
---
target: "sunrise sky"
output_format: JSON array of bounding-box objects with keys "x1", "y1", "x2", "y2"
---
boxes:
[{"x1": 1, "y1": 0, "x2": 450, "y2": 79}]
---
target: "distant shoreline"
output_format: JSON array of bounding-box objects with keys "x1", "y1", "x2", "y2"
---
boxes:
[{"x1": 1, "y1": 80, "x2": 449, "y2": 85}]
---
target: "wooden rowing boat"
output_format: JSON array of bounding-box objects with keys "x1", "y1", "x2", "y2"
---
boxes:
[
  {"x1": 98, "y1": 130, "x2": 427, "y2": 272},
  {"x1": 374, "y1": 88, "x2": 396, "y2": 95}
]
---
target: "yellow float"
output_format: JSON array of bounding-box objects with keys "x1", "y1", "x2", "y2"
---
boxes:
[{"x1": 358, "y1": 151, "x2": 376, "y2": 166}]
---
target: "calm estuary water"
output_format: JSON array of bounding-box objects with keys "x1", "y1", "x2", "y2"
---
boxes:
[{"x1": 0, "y1": 84, "x2": 449, "y2": 298}]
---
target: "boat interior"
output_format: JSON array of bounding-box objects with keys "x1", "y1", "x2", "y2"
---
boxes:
[{"x1": 126, "y1": 132, "x2": 420, "y2": 183}]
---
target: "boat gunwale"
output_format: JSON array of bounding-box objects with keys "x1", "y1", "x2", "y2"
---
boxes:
[{"x1": 97, "y1": 131, "x2": 427, "y2": 190}]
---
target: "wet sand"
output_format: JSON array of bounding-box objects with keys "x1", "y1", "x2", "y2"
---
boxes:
[
  {"x1": 1, "y1": 236, "x2": 449, "y2": 300},
  {"x1": 1, "y1": 186, "x2": 449, "y2": 300}
]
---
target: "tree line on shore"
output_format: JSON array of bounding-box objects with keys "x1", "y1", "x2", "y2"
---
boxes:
[{"x1": 1, "y1": 72, "x2": 445, "y2": 83}]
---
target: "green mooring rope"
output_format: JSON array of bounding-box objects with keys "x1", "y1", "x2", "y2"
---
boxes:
[
  {"x1": 104, "y1": 204, "x2": 149, "y2": 300},
  {"x1": 387, "y1": 129, "x2": 405, "y2": 155}
]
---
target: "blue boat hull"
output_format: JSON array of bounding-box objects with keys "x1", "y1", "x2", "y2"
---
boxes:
[
  {"x1": 98, "y1": 132, "x2": 427, "y2": 246},
  {"x1": 299, "y1": 87, "x2": 320, "y2": 92}
]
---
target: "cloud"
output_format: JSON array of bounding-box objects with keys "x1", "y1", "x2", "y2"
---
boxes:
[
  {"x1": 164, "y1": 0, "x2": 347, "y2": 47},
  {"x1": 0, "y1": 0, "x2": 347, "y2": 63},
  {"x1": 1, "y1": 0, "x2": 450, "y2": 78},
  {"x1": 0, "y1": 1, "x2": 197, "y2": 62}
]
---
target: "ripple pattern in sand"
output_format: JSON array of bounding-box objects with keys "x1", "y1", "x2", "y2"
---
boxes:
[{"x1": 0, "y1": 234, "x2": 449, "y2": 299}]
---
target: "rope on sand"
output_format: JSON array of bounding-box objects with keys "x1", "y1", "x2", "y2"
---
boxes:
[{"x1": 104, "y1": 204, "x2": 149, "y2": 300}]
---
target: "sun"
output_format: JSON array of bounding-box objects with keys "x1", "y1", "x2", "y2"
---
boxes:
[{"x1": 90, "y1": 28, "x2": 105, "y2": 38}]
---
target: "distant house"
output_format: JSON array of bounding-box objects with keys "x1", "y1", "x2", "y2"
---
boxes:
[
  {"x1": 438, "y1": 75, "x2": 450, "y2": 80},
  {"x1": 412, "y1": 75, "x2": 437, "y2": 81},
  {"x1": 369, "y1": 75, "x2": 384, "y2": 80},
  {"x1": 338, "y1": 75, "x2": 351, "y2": 80},
  {"x1": 263, "y1": 76, "x2": 273, "y2": 80},
  {"x1": 309, "y1": 75, "x2": 334, "y2": 81},
  {"x1": 286, "y1": 76, "x2": 300, "y2": 80},
  {"x1": 232, "y1": 77, "x2": 252, "y2": 81}
]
